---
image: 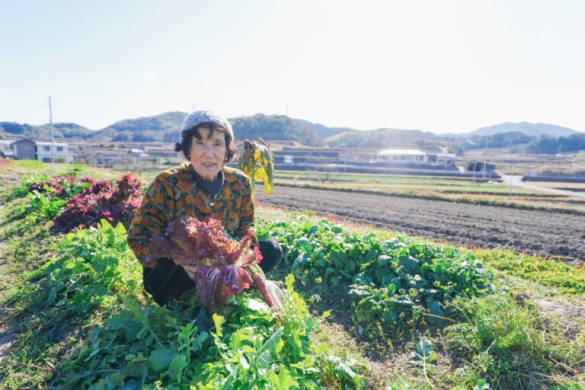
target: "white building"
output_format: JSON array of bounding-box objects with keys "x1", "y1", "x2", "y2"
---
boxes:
[
  {"x1": 34, "y1": 141, "x2": 76, "y2": 163},
  {"x1": 376, "y1": 148, "x2": 428, "y2": 163},
  {"x1": 2, "y1": 139, "x2": 76, "y2": 163}
]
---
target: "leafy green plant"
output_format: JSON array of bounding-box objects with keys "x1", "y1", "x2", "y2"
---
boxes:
[
  {"x1": 409, "y1": 338, "x2": 437, "y2": 385},
  {"x1": 28, "y1": 190, "x2": 67, "y2": 219},
  {"x1": 257, "y1": 217, "x2": 492, "y2": 335},
  {"x1": 46, "y1": 220, "x2": 142, "y2": 312},
  {"x1": 23, "y1": 174, "x2": 94, "y2": 220},
  {"x1": 59, "y1": 275, "x2": 366, "y2": 389},
  {"x1": 9, "y1": 173, "x2": 50, "y2": 199}
]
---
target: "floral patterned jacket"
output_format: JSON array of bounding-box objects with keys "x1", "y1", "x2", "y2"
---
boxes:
[{"x1": 128, "y1": 162, "x2": 255, "y2": 267}]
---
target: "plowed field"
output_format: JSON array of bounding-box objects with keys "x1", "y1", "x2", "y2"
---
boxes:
[{"x1": 257, "y1": 185, "x2": 585, "y2": 263}]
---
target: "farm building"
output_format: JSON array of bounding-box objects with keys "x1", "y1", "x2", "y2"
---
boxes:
[
  {"x1": 0, "y1": 139, "x2": 76, "y2": 162},
  {"x1": 467, "y1": 161, "x2": 496, "y2": 173},
  {"x1": 376, "y1": 148, "x2": 457, "y2": 167},
  {"x1": 376, "y1": 148, "x2": 428, "y2": 163},
  {"x1": 98, "y1": 148, "x2": 150, "y2": 164},
  {"x1": 0, "y1": 140, "x2": 16, "y2": 158},
  {"x1": 272, "y1": 147, "x2": 340, "y2": 164},
  {"x1": 431, "y1": 153, "x2": 457, "y2": 166}
]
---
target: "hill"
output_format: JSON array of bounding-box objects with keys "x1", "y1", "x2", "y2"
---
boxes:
[
  {"x1": 455, "y1": 131, "x2": 535, "y2": 153},
  {"x1": 97, "y1": 111, "x2": 186, "y2": 142},
  {"x1": 92, "y1": 112, "x2": 344, "y2": 146},
  {"x1": 0, "y1": 121, "x2": 93, "y2": 140},
  {"x1": 324, "y1": 128, "x2": 447, "y2": 149},
  {"x1": 468, "y1": 122, "x2": 580, "y2": 138},
  {"x1": 230, "y1": 114, "x2": 325, "y2": 146},
  {"x1": 288, "y1": 118, "x2": 351, "y2": 141},
  {"x1": 3, "y1": 114, "x2": 582, "y2": 152}
]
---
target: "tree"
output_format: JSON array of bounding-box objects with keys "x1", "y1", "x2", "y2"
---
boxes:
[{"x1": 76, "y1": 144, "x2": 98, "y2": 165}]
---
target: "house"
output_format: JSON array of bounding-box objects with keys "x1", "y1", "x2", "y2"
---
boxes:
[
  {"x1": 1, "y1": 139, "x2": 76, "y2": 162},
  {"x1": 34, "y1": 141, "x2": 76, "y2": 163},
  {"x1": 11, "y1": 139, "x2": 36, "y2": 160},
  {"x1": 435, "y1": 153, "x2": 457, "y2": 167},
  {"x1": 376, "y1": 148, "x2": 428, "y2": 163},
  {"x1": 0, "y1": 140, "x2": 17, "y2": 158}
]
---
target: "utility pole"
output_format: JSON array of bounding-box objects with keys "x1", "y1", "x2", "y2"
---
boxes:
[
  {"x1": 509, "y1": 175, "x2": 512, "y2": 197},
  {"x1": 483, "y1": 138, "x2": 487, "y2": 180},
  {"x1": 508, "y1": 161, "x2": 513, "y2": 198},
  {"x1": 49, "y1": 96, "x2": 55, "y2": 163}
]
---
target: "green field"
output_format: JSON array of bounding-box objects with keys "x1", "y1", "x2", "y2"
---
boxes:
[{"x1": 1, "y1": 160, "x2": 585, "y2": 389}]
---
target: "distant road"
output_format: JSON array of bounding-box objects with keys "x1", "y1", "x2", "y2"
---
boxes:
[{"x1": 499, "y1": 175, "x2": 585, "y2": 198}]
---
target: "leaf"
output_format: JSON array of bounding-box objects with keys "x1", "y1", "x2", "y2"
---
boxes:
[
  {"x1": 148, "y1": 349, "x2": 175, "y2": 372},
  {"x1": 474, "y1": 380, "x2": 491, "y2": 390},
  {"x1": 212, "y1": 313, "x2": 225, "y2": 338},
  {"x1": 416, "y1": 338, "x2": 433, "y2": 357},
  {"x1": 278, "y1": 366, "x2": 298, "y2": 388},
  {"x1": 285, "y1": 274, "x2": 295, "y2": 291},
  {"x1": 246, "y1": 298, "x2": 270, "y2": 312},
  {"x1": 296, "y1": 237, "x2": 312, "y2": 253},
  {"x1": 239, "y1": 355, "x2": 250, "y2": 369},
  {"x1": 426, "y1": 351, "x2": 437, "y2": 363},
  {"x1": 255, "y1": 328, "x2": 283, "y2": 360},
  {"x1": 168, "y1": 354, "x2": 188, "y2": 382},
  {"x1": 230, "y1": 328, "x2": 253, "y2": 350}
]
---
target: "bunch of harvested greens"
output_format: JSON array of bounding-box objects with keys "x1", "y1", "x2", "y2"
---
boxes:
[
  {"x1": 146, "y1": 217, "x2": 283, "y2": 319},
  {"x1": 238, "y1": 139, "x2": 274, "y2": 194}
]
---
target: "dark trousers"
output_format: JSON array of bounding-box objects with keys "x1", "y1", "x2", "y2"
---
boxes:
[{"x1": 143, "y1": 239, "x2": 282, "y2": 306}]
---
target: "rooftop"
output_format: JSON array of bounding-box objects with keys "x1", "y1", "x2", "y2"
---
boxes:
[{"x1": 377, "y1": 148, "x2": 427, "y2": 156}]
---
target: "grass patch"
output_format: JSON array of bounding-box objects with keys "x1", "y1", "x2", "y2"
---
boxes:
[
  {"x1": 478, "y1": 249, "x2": 585, "y2": 294},
  {"x1": 445, "y1": 293, "x2": 584, "y2": 389}
]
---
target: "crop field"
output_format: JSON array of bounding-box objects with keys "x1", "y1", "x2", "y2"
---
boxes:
[
  {"x1": 1, "y1": 159, "x2": 585, "y2": 389},
  {"x1": 270, "y1": 171, "x2": 585, "y2": 213},
  {"x1": 256, "y1": 185, "x2": 585, "y2": 264},
  {"x1": 133, "y1": 167, "x2": 585, "y2": 212}
]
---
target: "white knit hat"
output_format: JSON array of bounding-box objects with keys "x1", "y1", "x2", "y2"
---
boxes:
[{"x1": 180, "y1": 110, "x2": 233, "y2": 139}]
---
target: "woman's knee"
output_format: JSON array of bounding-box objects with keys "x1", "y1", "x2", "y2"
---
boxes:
[
  {"x1": 258, "y1": 239, "x2": 282, "y2": 273},
  {"x1": 143, "y1": 259, "x2": 195, "y2": 306}
]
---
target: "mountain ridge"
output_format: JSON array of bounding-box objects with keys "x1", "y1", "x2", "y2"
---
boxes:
[{"x1": 1, "y1": 114, "x2": 582, "y2": 146}]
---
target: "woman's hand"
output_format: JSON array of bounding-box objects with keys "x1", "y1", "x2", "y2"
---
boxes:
[{"x1": 182, "y1": 265, "x2": 198, "y2": 280}]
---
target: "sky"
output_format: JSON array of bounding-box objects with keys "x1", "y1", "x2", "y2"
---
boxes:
[{"x1": 1, "y1": 0, "x2": 584, "y2": 134}]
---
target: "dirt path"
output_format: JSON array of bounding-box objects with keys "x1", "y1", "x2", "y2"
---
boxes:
[
  {"x1": 500, "y1": 174, "x2": 585, "y2": 198},
  {"x1": 257, "y1": 185, "x2": 585, "y2": 263}
]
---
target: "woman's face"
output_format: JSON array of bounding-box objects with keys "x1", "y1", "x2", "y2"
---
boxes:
[{"x1": 190, "y1": 127, "x2": 227, "y2": 180}]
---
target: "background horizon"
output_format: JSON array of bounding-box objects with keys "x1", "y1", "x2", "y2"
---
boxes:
[
  {"x1": 1, "y1": 0, "x2": 584, "y2": 134},
  {"x1": 3, "y1": 109, "x2": 584, "y2": 136}
]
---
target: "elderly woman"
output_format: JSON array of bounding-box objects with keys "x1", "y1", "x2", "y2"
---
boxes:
[{"x1": 128, "y1": 110, "x2": 282, "y2": 306}]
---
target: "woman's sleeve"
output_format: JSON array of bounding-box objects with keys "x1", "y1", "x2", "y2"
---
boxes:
[{"x1": 127, "y1": 175, "x2": 174, "y2": 267}]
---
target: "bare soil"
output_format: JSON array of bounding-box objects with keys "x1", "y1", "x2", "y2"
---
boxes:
[{"x1": 257, "y1": 185, "x2": 585, "y2": 263}]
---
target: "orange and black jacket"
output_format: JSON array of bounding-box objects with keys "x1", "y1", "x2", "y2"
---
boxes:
[{"x1": 128, "y1": 161, "x2": 255, "y2": 267}]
